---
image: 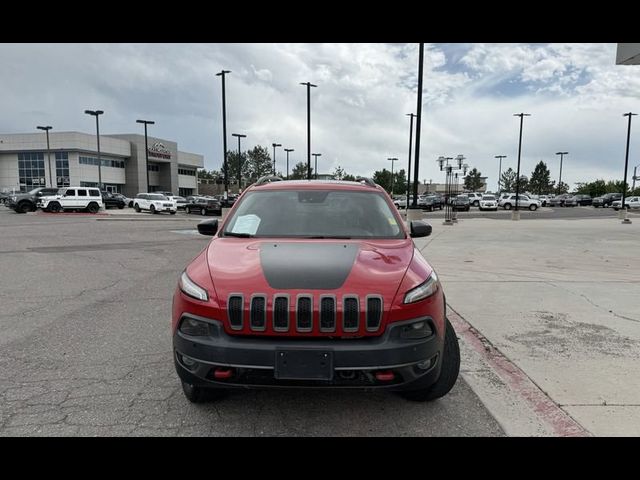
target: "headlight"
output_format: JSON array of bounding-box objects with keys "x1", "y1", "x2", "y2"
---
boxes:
[
  {"x1": 11, "y1": 196, "x2": 17, "y2": 201},
  {"x1": 404, "y1": 271, "x2": 439, "y2": 304},
  {"x1": 179, "y1": 271, "x2": 209, "y2": 301},
  {"x1": 179, "y1": 317, "x2": 210, "y2": 336}
]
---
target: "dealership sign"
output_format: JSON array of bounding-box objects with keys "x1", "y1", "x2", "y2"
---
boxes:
[{"x1": 148, "y1": 142, "x2": 171, "y2": 159}]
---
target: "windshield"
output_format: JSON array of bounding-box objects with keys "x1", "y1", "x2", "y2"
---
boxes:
[
  {"x1": 148, "y1": 194, "x2": 168, "y2": 201},
  {"x1": 223, "y1": 189, "x2": 404, "y2": 239},
  {"x1": 482, "y1": 195, "x2": 495, "y2": 200}
]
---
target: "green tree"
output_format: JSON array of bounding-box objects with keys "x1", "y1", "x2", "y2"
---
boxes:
[
  {"x1": 500, "y1": 168, "x2": 517, "y2": 193},
  {"x1": 529, "y1": 161, "x2": 553, "y2": 195},
  {"x1": 197, "y1": 168, "x2": 220, "y2": 180},
  {"x1": 554, "y1": 181, "x2": 570, "y2": 194},
  {"x1": 463, "y1": 168, "x2": 483, "y2": 191},
  {"x1": 226, "y1": 150, "x2": 249, "y2": 186},
  {"x1": 333, "y1": 165, "x2": 346, "y2": 180},
  {"x1": 343, "y1": 174, "x2": 356, "y2": 181},
  {"x1": 290, "y1": 161, "x2": 313, "y2": 180},
  {"x1": 372, "y1": 168, "x2": 406, "y2": 194},
  {"x1": 245, "y1": 146, "x2": 273, "y2": 182}
]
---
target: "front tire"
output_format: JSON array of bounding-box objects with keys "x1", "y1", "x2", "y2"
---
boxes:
[
  {"x1": 397, "y1": 318, "x2": 460, "y2": 402},
  {"x1": 48, "y1": 202, "x2": 62, "y2": 213},
  {"x1": 529, "y1": 204, "x2": 538, "y2": 211},
  {"x1": 134, "y1": 204, "x2": 141, "y2": 213},
  {"x1": 201, "y1": 207, "x2": 206, "y2": 216},
  {"x1": 150, "y1": 205, "x2": 157, "y2": 214},
  {"x1": 473, "y1": 201, "x2": 479, "y2": 207},
  {"x1": 17, "y1": 202, "x2": 33, "y2": 214},
  {"x1": 504, "y1": 203, "x2": 512, "y2": 210},
  {"x1": 87, "y1": 202, "x2": 99, "y2": 214}
]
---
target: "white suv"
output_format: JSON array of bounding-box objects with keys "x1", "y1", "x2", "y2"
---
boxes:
[
  {"x1": 466, "y1": 192, "x2": 483, "y2": 207},
  {"x1": 133, "y1": 193, "x2": 177, "y2": 214},
  {"x1": 38, "y1": 187, "x2": 104, "y2": 213},
  {"x1": 499, "y1": 194, "x2": 540, "y2": 211}
]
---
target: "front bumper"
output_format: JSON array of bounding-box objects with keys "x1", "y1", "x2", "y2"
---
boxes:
[{"x1": 173, "y1": 315, "x2": 442, "y2": 390}]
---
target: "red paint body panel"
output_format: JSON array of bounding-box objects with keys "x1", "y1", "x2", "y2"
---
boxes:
[{"x1": 171, "y1": 181, "x2": 445, "y2": 342}]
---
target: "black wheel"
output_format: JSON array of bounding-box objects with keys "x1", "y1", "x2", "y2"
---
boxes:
[
  {"x1": 201, "y1": 207, "x2": 206, "y2": 216},
  {"x1": 49, "y1": 202, "x2": 61, "y2": 213},
  {"x1": 118, "y1": 204, "x2": 124, "y2": 209},
  {"x1": 180, "y1": 381, "x2": 227, "y2": 403},
  {"x1": 150, "y1": 205, "x2": 157, "y2": 214},
  {"x1": 397, "y1": 318, "x2": 460, "y2": 402},
  {"x1": 134, "y1": 204, "x2": 141, "y2": 213},
  {"x1": 128, "y1": 201, "x2": 134, "y2": 208},
  {"x1": 17, "y1": 202, "x2": 32, "y2": 214},
  {"x1": 87, "y1": 202, "x2": 99, "y2": 214},
  {"x1": 186, "y1": 206, "x2": 191, "y2": 214},
  {"x1": 181, "y1": 381, "x2": 205, "y2": 403},
  {"x1": 473, "y1": 201, "x2": 479, "y2": 207},
  {"x1": 504, "y1": 203, "x2": 512, "y2": 210},
  {"x1": 529, "y1": 204, "x2": 538, "y2": 211},
  {"x1": 170, "y1": 211, "x2": 176, "y2": 215},
  {"x1": 613, "y1": 207, "x2": 619, "y2": 211}
]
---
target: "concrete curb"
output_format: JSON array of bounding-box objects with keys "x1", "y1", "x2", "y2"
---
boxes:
[{"x1": 448, "y1": 304, "x2": 591, "y2": 437}]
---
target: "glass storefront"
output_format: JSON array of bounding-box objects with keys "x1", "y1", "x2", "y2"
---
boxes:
[{"x1": 18, "y1": 152, "x2": 46, "y2": 191}]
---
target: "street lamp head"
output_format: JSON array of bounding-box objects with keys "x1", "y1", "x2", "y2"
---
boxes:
[
  {"x1": 37, "y1": 126, "x2": 52, "y2": 131},
  {"x1": 623, "y1": 112, "x2": 638, "y2": 117},
  {"x1": 300, "y1": 82, "x2": 318, "y2": 88},
  {"x1": 513, "y1": 113, "x2": 531, "y2": 117},
  {"x1": 494, "y1": 155, "x2": 506, "y2": 159},
  {"x1": 232, "y1": 133, "x2": 247, "y2": 138},
  {"x1": 216, "y1": 70, "x2": 231, "y2": 76},
  {"x1": 437, "y1": 156, "x2": 446, "y2": 171},
  {"x1": 136, "y1": 119, "x2": 155, "y2": 125},
  {"x1": 556, "y1": 151, "x2": 568, "y2": 155},
  {"x1": 84, "y1": 110, "x2": 103, "y2": 116},
  {"x1": 285, "y1": 148, "x2": 294, "y2": 153},
  {"x1": 273, "y1": 143, "x2": 282, "y2": 148}
]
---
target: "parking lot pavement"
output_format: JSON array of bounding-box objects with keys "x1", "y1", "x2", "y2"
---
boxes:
[
  {"x1": 0, "y1": 209, "x2": 503, "y2": 437},
  {"x1": 413, "y1": 217, "x2": 640, "y2": 436},
  {"x1": 415, "y1": 205, "x2": 640, "y2": 221}
]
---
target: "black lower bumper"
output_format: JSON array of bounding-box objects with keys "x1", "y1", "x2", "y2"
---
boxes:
[{"x1": 173, "y1": 315, "x2": 442, "y2": 390}]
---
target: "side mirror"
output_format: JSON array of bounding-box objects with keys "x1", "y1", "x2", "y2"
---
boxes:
[
  {"x1": 197, "y1": 218, "x2": 218, "y2": 236},
  {"x1": 410, "y1": 220, "x2": 432, "y2": 238}
]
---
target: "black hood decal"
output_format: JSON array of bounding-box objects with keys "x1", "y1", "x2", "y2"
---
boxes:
[{"x1": 260, "y1": 242, "x2": 359, "y2": 290}]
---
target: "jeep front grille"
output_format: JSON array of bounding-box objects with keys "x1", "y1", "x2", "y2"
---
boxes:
[
  {"x1": 250, "y1": 295, "x2": 266, "y2": 331},
  {"x1": 296, "y1": 295, "x2": 313, "y2": 332},
  {"x1": 273, "y1": 295, "x2": 289, "y2": 331},
  {"x1": 366, "y1": 296, "x2": 382, "y2": 331},
  {"x1": 227, "y1": 295, "x2": 243, "y2": 330},
  {"x1": 320, "y1": 296, "x2": 336, "y2": 332},
  {"x1": 343, "y1": 296, "x2": 359, "y2": 332}
]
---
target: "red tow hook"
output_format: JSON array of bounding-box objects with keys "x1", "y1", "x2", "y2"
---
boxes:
[
  {"x1": 213, "y1": 367, "x2": 234, "y2": 380},
  {"x1": 375, "y1": 371, "x2": 395, "y2": 382}
]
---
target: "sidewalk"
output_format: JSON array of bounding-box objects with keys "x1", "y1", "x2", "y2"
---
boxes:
[{"x1": 413, "y1": 216, "x2": 640, "y2": 436}]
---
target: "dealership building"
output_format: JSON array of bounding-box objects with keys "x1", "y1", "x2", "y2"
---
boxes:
[{"x1": 0, "y1": 131, "x2": 204, "y2": 198}]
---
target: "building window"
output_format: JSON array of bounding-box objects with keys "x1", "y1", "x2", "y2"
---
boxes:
[
  {"x1": 178, "y1": 168, "x2": 196, "y2": 176},
  {"x1": 80, "y1": 181, "x2": 99, "y2": 188},
  {"x1": 79, "y1": 156, "x2": 124, "y2": 168},
  {"x1": 18, "y1": 152, "x2": 46, "y2": 191},
  {"x1": 148, "y1": 163, "x2": 159, "y2": 172},
  {"x1": 179, "y1": 188, "x2": 194, "y2": 197},
  {"x1": 55, "y1": 152, "x2": 70, "y2": 187}
]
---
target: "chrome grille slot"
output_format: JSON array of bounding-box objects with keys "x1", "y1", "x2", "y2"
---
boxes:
[
  {"x1": 320, "y1": 296, "x2": 336, "y2": 332},
  {"x1": 296, "y1": 295, "x2": 313, "y2": 332},
  {"x1": 273, "y1": 295, "x2": 289, "y2": 331},
  {"x1": 366, "y1": 296, "x2": 382, "y2": 331},
  {"x1": 343, "y1": 296, "x2": 359, "y2": 332},
  {"x1": 227, "y1": 295, "x2": 243, "y2": 330},
  {"x1": 250, "y1": 295, "x2": 266, "y2": 331}
]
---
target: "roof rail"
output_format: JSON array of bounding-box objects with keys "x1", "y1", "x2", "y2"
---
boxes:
[
  {"x1": 255, "y1": 175, "x2": 284, "y2": 186},
  {"x1": 355, "y1": 176, "x2": 377, "y2": 188}
]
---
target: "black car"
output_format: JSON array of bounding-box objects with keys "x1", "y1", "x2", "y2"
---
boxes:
[
  {"x1": 421, "y1": 195, "x2": 444, "y2": 211},
  {"x1": 101, "y1": 191, "x2": 125, "y2": 209},
  {"x1": 451, "y1": 195, "x2": 471, "y2": 211},
  {"x1": 565, "y1": 194, "x2": 592, "y2": 207},
  {"x1": 6, "y1": 187, "x2": 60, "y2": 213},
  {"x1": 593, "y1": 193, "x2": 622, "y2": 208},
  {"x1": 185, "y1": 197, "x2": 222, "y2": 216}
]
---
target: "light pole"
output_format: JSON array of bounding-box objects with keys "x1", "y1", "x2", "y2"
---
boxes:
[
  {"x1": 412, "y1": 43, "x2": 425, "y2": 209},
  {"x1": 216, "y1": 69, "x2": 231, "y2": 197},
  {"x1": 387, "y1": 157, "x2": 398, "y2": 195},
  {"x1": 495, "y1": 155, "x2": 506, "y2": 193},
  {"x1": 37, "y1": 126, "x2": 53, "y2": 187},
  {"x1": 406, "y1": 113, "x2": 416, "y2": 211},
  {"x1": 312, "y1": 153, "x2": 322, "y2": 179},
  {"x1": 232, "y1": 133, "x2": 246, "y2": 190},
  {"x1": 300, "y1": 82, "x2": 317, "y2": 180},
  {"x1": 632, "y1": 163, "x2": 640, "y2": 192},
  {"x1": 272, "y1": 143, "x2": 282, "y2": 175},
  {"x1": 555, "y1": 151, "x2": 568, "y2": 195},
  {"x1": 84, "y1": 110, "x2": 104, "y2": 190},
  {"x1": 513, "y1": 113, "x2": 531, "y2": 218},
  {"x1": 136, "y1": 119, "x2": 155, "y2": 192},
  {"x1": 622, "y1": 112, "x2": 637, "y2": 223},
  {"x1": 284, "y1": 148, "x2": 294, "y2": 179}
]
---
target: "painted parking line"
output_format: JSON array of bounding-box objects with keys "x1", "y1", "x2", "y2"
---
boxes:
[{"x1": 447, "y1": 305, "x2": 591, "y2": 437}]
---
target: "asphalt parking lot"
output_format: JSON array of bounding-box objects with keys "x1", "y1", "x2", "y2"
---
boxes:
[{"x1": 0, "y1": 206, "x2": 503, "y2": 436}]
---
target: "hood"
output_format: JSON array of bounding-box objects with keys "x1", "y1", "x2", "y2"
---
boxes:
[{"x1": 206, "y1": 238, "x2": 414, "y2": 305}]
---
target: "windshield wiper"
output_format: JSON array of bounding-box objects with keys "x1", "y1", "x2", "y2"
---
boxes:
[
  {"x1": 305, "y1": 236, "x2": 353, "y2": 239},
  {"x1": 223, "y1": 232, "x2": 254, "y2": 238}
]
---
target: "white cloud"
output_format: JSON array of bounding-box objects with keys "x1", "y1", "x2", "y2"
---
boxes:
[{"x1": 0, "y1": 43, "x2": 638, "y2": 189}]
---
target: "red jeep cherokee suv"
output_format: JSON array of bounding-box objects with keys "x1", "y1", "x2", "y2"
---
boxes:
[{"x1": 172, "y1": 177, "x2": 460, "y2": 402}]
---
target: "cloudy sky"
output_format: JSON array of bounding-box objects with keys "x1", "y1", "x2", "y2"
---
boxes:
[{"x1": 1, "y1": 43, "x2": 639, "y2": 189}]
